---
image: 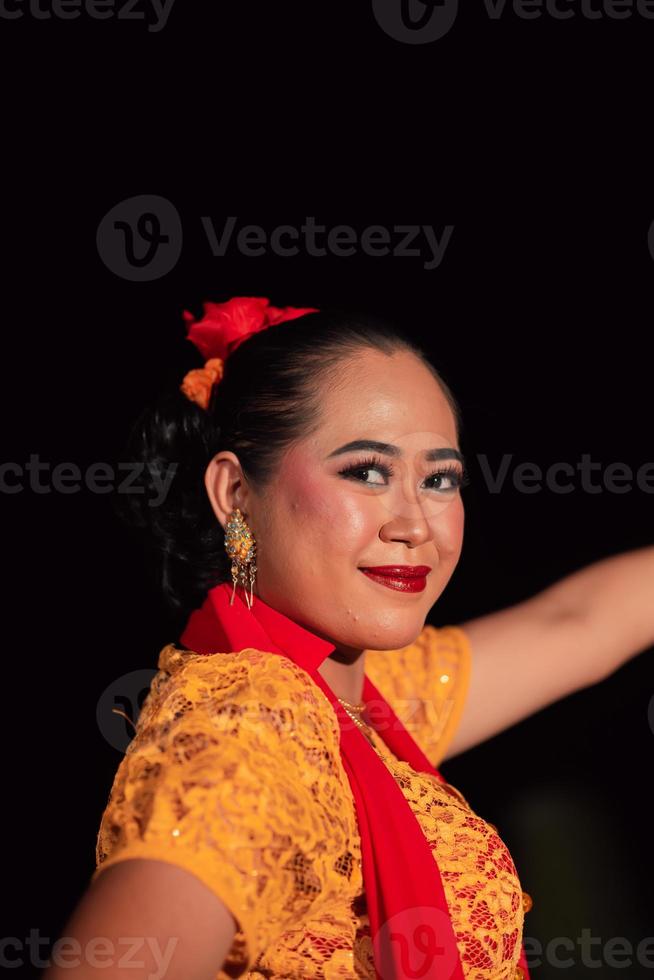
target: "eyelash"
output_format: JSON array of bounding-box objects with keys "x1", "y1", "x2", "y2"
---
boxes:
[{"x1": 338, "y1": 454, "x2": 470, "y2": 491}]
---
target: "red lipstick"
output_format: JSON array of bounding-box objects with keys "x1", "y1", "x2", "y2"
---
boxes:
[{"x1": 359, "y1": 565, "x2": 431, "y2": 593}]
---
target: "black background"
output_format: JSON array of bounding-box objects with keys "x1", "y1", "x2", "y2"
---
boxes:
[{"x1": 1, "y1": 2, "x2": 653, "y2": 977}]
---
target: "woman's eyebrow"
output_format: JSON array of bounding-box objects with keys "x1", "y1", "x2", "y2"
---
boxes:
[{"x1": 326, "y1": 439, "x2": 465, "y2": 465}]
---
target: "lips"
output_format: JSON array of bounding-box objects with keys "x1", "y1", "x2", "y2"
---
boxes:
[
  {"x1": 359, "y1": 565, "x2": 432, "y2": 578},
  {"x1": 359, "y1": 566, "x2": 431, "y2": 594}
]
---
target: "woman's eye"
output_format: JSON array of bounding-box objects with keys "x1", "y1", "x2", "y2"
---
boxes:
[
  {"x1": 360, "y1": 466, "x2": 388, "y2": 485},
  {"x1": 428, "y1": 471, "x2": 459, "y2": 491},
  {"x1": 342, "y1": 465, "x2": 389, "y2": 485},
  {"x1": 338, "y1": 459, "x2": 468, "y2": 491}
]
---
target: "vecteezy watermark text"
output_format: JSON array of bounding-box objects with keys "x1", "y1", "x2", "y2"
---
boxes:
[
  {"x1": 523, "y1": 930, "x2": 654, "y2": 969},
  {"x1": 0, "y1": 930, "x2": 178, "y2": 977},
  {"x1": 0, "y1": 455, "x2": 177, "y2": 507},
  {"x1": 0, "y1": 0, "x2": 175, "y2": 31},
  {"x1": 478, "y1": 453, "x2": 654, "y2": 494},
  {"x1": 372, "y1": 0, "x2": 654, "y2": 44},
  {"x1": 200, "y1": 216, "x2": 454, "y2": 271},
  {"x1": 3, "y1": 452, "x2": 654, "y2": 503},
  {"x1": 484, "y1": 0, "x2": 654, "y2": 18}
]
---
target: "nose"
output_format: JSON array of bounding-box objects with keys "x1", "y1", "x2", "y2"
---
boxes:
[{"x1": 378, "y1": 509, "x2": 436, "y2": 549}]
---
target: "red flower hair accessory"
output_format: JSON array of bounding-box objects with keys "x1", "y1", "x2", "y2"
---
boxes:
[{"x1": 180, "y1": 296, "x2": 318, "y2": 410}]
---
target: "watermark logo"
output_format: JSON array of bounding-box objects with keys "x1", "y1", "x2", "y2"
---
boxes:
[
  {"x1": 97, "y1": 202, "x2": 455, "y2": 281},
  {"x1": 372, "y1": 0, "x2": 459, "y2": 42},
  {"x1": 375, "y1": 906, "x2": 460, "y2": 979},
  {"x1": 96, "y1": 194, "x2": 182, "y2": 281},
  {"x1": 97, "y1": 668, "x2": 157, "y2": 752}
]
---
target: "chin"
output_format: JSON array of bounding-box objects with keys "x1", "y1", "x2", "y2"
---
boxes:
[{"x1": 361, "y1": 621, "x2": 424, "y2": 652}]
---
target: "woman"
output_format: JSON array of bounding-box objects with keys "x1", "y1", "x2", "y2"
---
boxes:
[{"x1": 45, "y1": 297, "x2": 653, "y2": 980}]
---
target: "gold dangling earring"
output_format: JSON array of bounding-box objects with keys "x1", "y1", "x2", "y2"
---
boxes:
[{"x1": 224, "y1": 507, "x2": 257, "y2": 609}]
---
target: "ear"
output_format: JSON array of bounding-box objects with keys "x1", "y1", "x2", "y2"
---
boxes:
[{"x1": 204, "y1": 452, "x2": 252, "y2": 528}]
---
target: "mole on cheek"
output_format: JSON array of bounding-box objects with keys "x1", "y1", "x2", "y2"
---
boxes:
[
  {"x1": 289, "y1": 466, "x2": 318, "y2": 501},
  {"x1": 295, "y1": 476, "x2": 331, "y2": 517}
]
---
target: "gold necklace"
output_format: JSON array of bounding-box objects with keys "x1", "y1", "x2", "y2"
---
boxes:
[
  {"x1": 337, "y1": 696, "x2": 367, "y2": 713},
  {"x1": 335, "y1": 699, "x2": 392, "y2": 761},
  {"x1": 336, "y1": 697, "x2": 377, "y2": 745}
]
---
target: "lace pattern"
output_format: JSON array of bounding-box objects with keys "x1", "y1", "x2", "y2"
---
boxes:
[
  {"x1": 364, "y1": 624, "x2": 472, "y2": 768},
  {"x1": 94, "y1": 627, "x2": 526, "y2": 979}
]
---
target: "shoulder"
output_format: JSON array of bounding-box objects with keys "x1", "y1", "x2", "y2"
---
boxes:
[
  {"x1": 157, "y1": 641, "x2": 329, "y2": 693},
  {"x1": 364, "y1": 624, "x2": 473, "y2": 769},
  {"x1": 365, "y1": 623, "x2": 471, "y2": 692},
  {"x1": 95, "y1": 644, "x2": 357, "y2": 971},
  {"x1": 134, "y1": 643, "x2": 342, "y2": 752}
]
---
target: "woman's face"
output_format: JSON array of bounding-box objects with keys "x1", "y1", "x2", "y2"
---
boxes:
[{"x1": 206, "y1": 348, "x2": 465, "y2": 652}]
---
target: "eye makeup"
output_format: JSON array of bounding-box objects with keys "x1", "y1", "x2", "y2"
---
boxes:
[{"x1": 337, "y1": 453, "x2": 470, "y2": 491}]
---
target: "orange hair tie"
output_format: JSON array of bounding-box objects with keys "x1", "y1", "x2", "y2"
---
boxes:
[{"x1": 180, "y1": 357, "x2": 224, "y2": 411}]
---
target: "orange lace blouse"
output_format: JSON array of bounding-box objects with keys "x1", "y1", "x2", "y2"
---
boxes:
[{"x1": 93, "y1": 624, "x2": 530, "y2": 979}]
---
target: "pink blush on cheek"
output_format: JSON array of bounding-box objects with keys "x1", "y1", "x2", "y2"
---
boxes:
[
  {"x1": 284, "y1": 466, "x2": 337, "y2": 523},
  {"x1": 285, "y1": 468, "x2": 369, "y2": 540}
]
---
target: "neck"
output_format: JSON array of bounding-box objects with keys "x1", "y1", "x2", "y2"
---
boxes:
[{"x1": 317, "y1": 645, "x2": 367, "y2": 704}]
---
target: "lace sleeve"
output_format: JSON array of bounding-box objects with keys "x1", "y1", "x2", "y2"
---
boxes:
[
  {"x1": 364, "y1": 624, "x2": 472, "y2": 768},
  {"x1": 93, "y1": 646, "x2": 346, "y2": 976}
]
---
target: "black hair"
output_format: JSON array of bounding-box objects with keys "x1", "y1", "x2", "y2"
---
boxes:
[{"x1": 113, "y1": 307, "x2": 463, "y2": 623}]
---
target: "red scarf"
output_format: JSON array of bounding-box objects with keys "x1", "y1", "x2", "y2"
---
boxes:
[{"x1": 181, "y1": 581, "x2": 530, "y2": 979}]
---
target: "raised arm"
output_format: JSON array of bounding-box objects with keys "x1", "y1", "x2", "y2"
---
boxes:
[{"x1": 443, "y1": 544, "x2": 654, "y2": 760}]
